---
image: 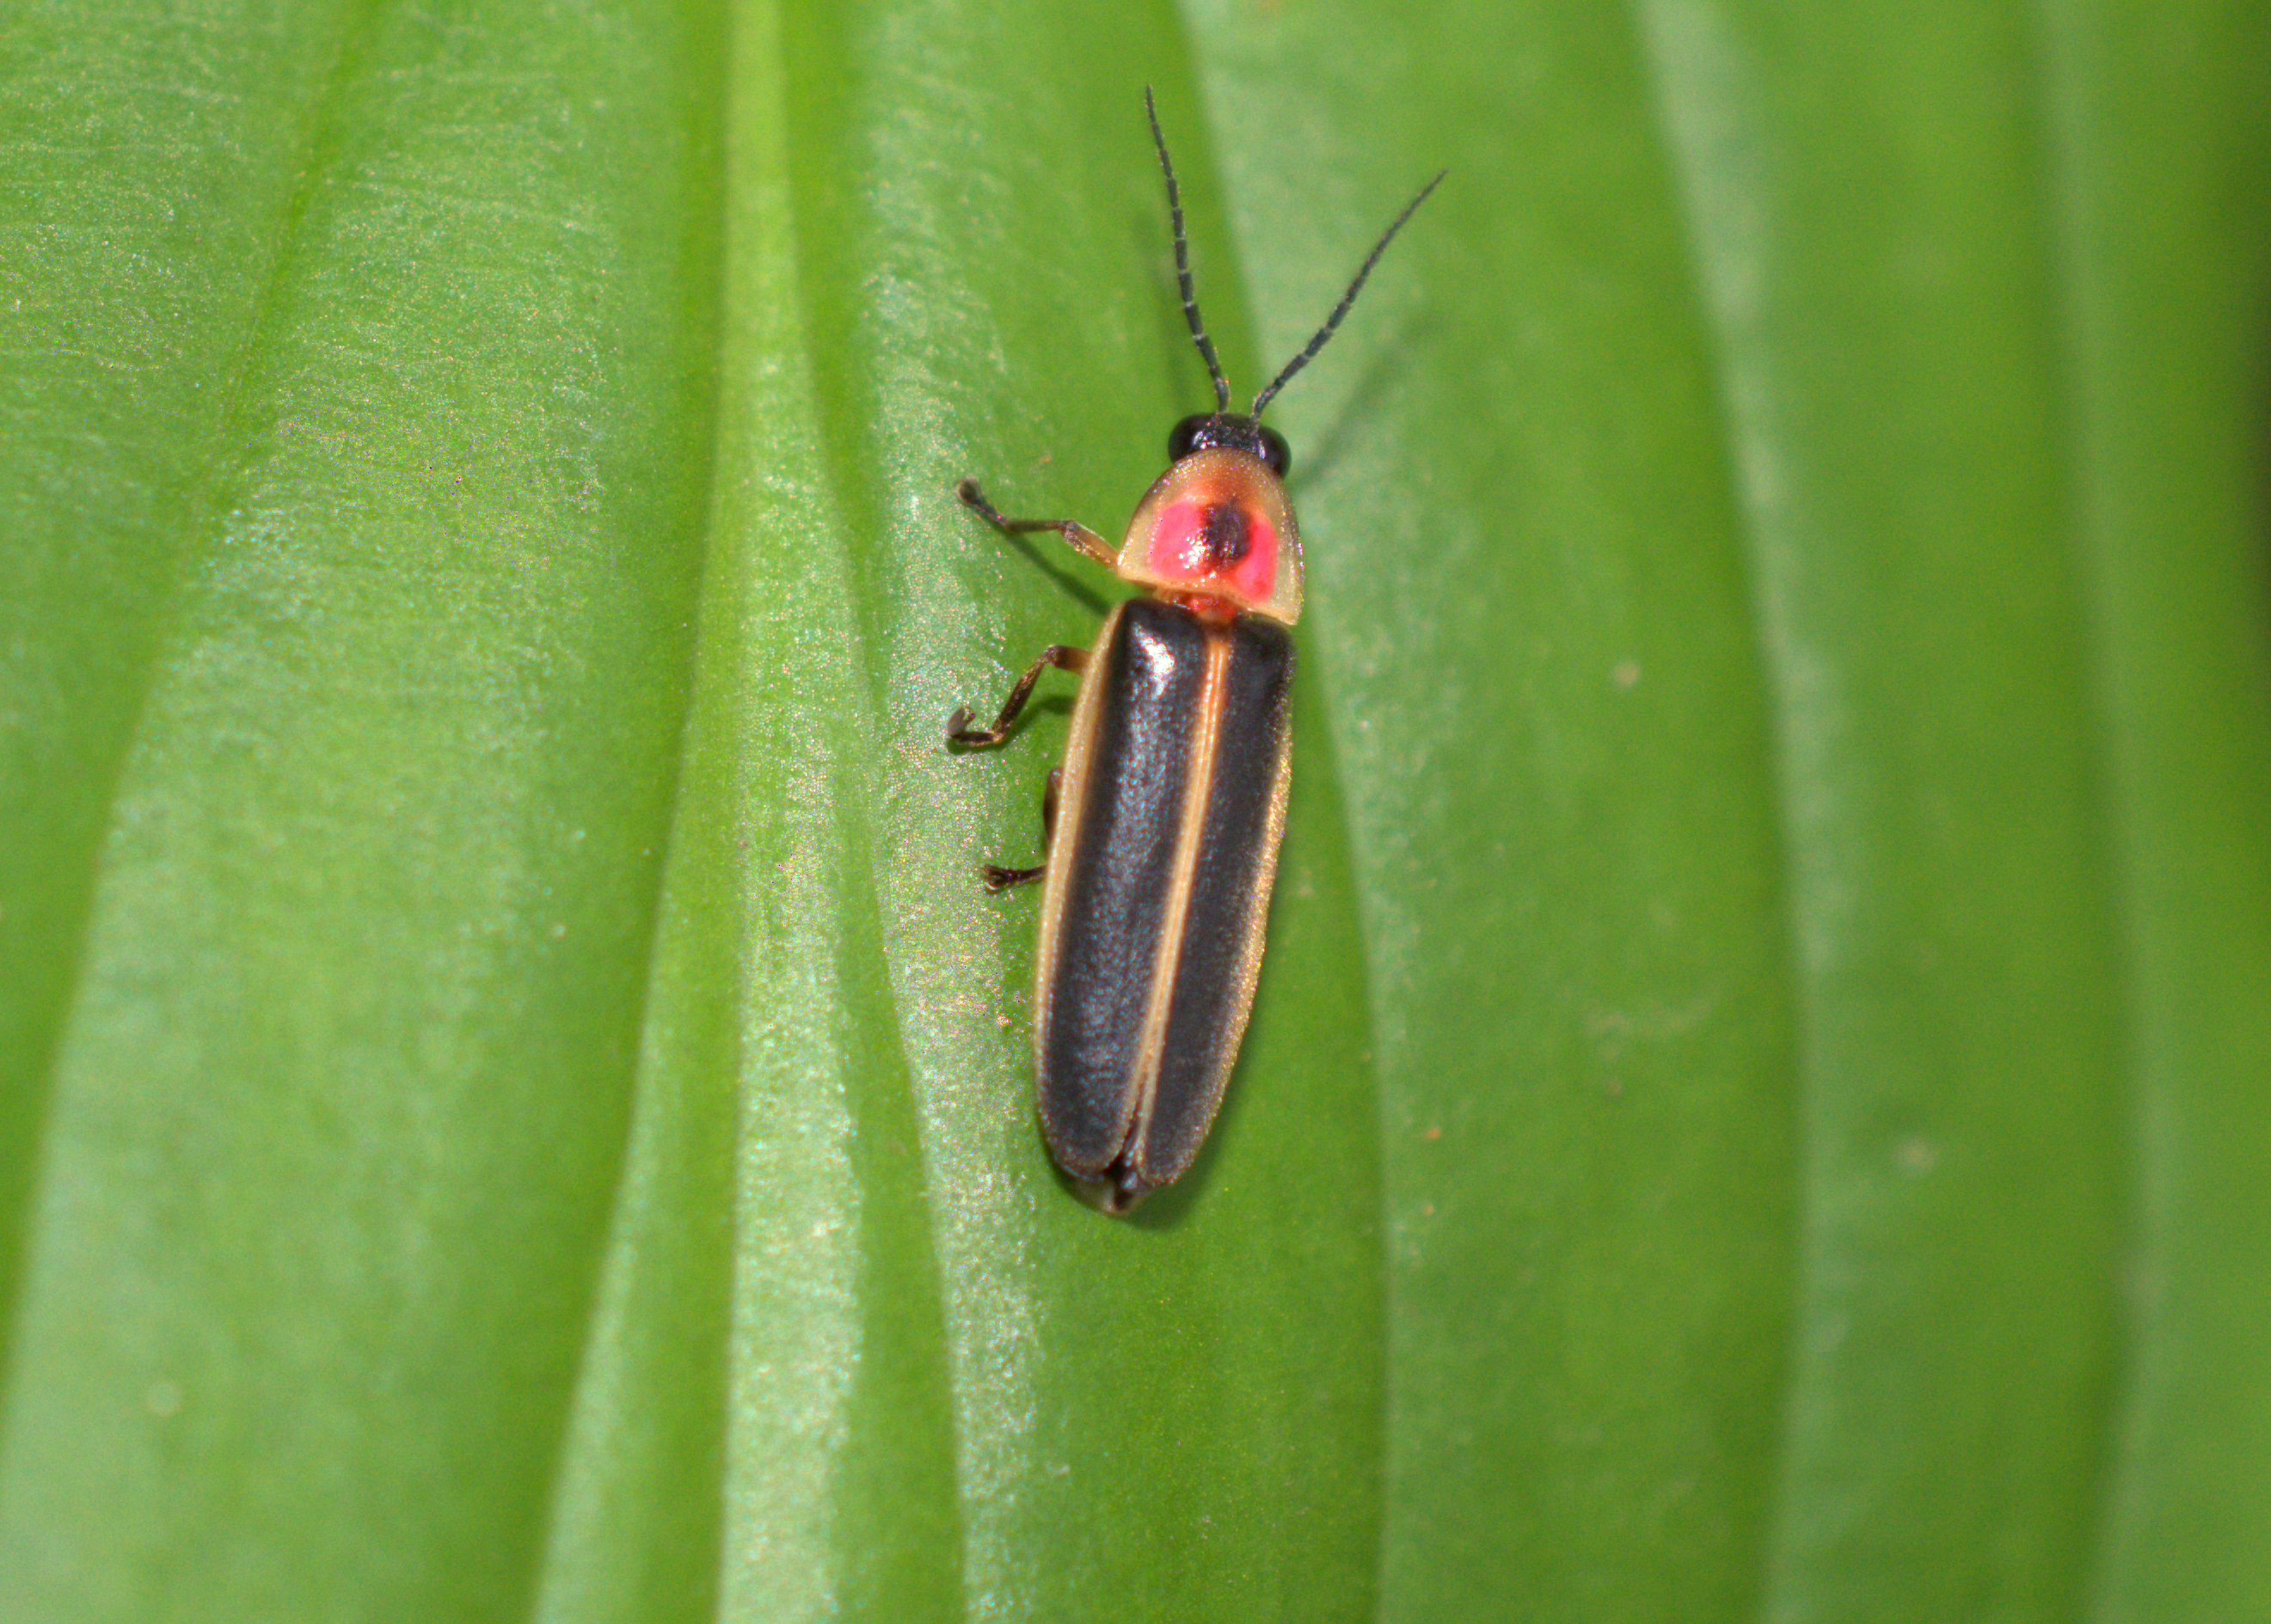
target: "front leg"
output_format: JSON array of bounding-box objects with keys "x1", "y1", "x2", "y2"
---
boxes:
[{"x1": 957, "y1": 478, "x2": 1115, "y2": 567}]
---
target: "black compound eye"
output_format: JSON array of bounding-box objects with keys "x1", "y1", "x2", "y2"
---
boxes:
[
  {"x1": 1167, "y1": 414, "x2": 1211, "y2": 463},
  {"x1": 1257, "y1": 426, "x2": 1292, "y2": 478}
]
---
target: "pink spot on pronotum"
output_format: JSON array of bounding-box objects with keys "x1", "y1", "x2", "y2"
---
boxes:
[{"x1": 1149, "y1": 497, "x2": 1277, "y2": 604}]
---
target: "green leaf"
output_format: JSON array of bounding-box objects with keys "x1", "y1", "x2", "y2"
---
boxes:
[{"x1": 3, "y1": 1, "x2": 2268, "y2": 1621}]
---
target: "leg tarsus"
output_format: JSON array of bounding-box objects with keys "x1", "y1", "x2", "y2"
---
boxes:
[{"x1": 982, "y1": 862, "x2": 1047, "y2": 892}]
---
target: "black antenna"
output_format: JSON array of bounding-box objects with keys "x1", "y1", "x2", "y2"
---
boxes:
[
  {"x1": 1250, "y1": 168, "x2": 1446, "y2": 420},
  {"x1": 1144, "y1": 87, "x2": 1232, "y2": 416}
]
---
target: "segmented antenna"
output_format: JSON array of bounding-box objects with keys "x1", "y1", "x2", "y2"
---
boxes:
[
  {"x1": 1144, "y1": 87, "x2": 1232, "y2": 415},
  {"x1": 1251, "y1": 168, "x2": 1446, "y2": 419}
]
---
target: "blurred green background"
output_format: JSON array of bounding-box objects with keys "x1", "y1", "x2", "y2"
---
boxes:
[{"x1": 3, "y1": 0, "x2": 2268, "y2": 1618}]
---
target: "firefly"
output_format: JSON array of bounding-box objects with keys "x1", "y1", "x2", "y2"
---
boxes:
[{"x1": 950, "y1": 89, "x2": 1441, "y2": 1211}]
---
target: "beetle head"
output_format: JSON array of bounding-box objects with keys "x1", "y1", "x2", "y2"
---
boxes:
[{"x1": 1167, "y1": 411, "x2": 1291, "y2": 478}]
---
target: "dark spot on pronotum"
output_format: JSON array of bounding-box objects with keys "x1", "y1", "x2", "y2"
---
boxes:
[{"x1": 1200, "y1": 502, "x2": 1253, "y2": 567}]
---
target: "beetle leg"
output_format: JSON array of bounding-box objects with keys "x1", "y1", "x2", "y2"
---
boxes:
[
  {"x1": 979, "y1": 767, "x2": 1061, "y2": 892},
  {"x1": 947, "y1": 645, "x2": 1088, "y2": 748},
  {"x1": 957, "y1": 478, "x2": 1115, "y2": 567}
]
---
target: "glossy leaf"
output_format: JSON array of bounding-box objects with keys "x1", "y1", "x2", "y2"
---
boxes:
[{"x1": 2, "y1": 1, "x2": 2268, "y2": 1621}]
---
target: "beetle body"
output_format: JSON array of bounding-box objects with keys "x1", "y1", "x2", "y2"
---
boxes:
[
  {"x1": 1039, "y1": 591, "x2": 1293, "y2": 1198},
  {"x1": 951, "y1": 91, "x2": 1439, "y2": 1210}
]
